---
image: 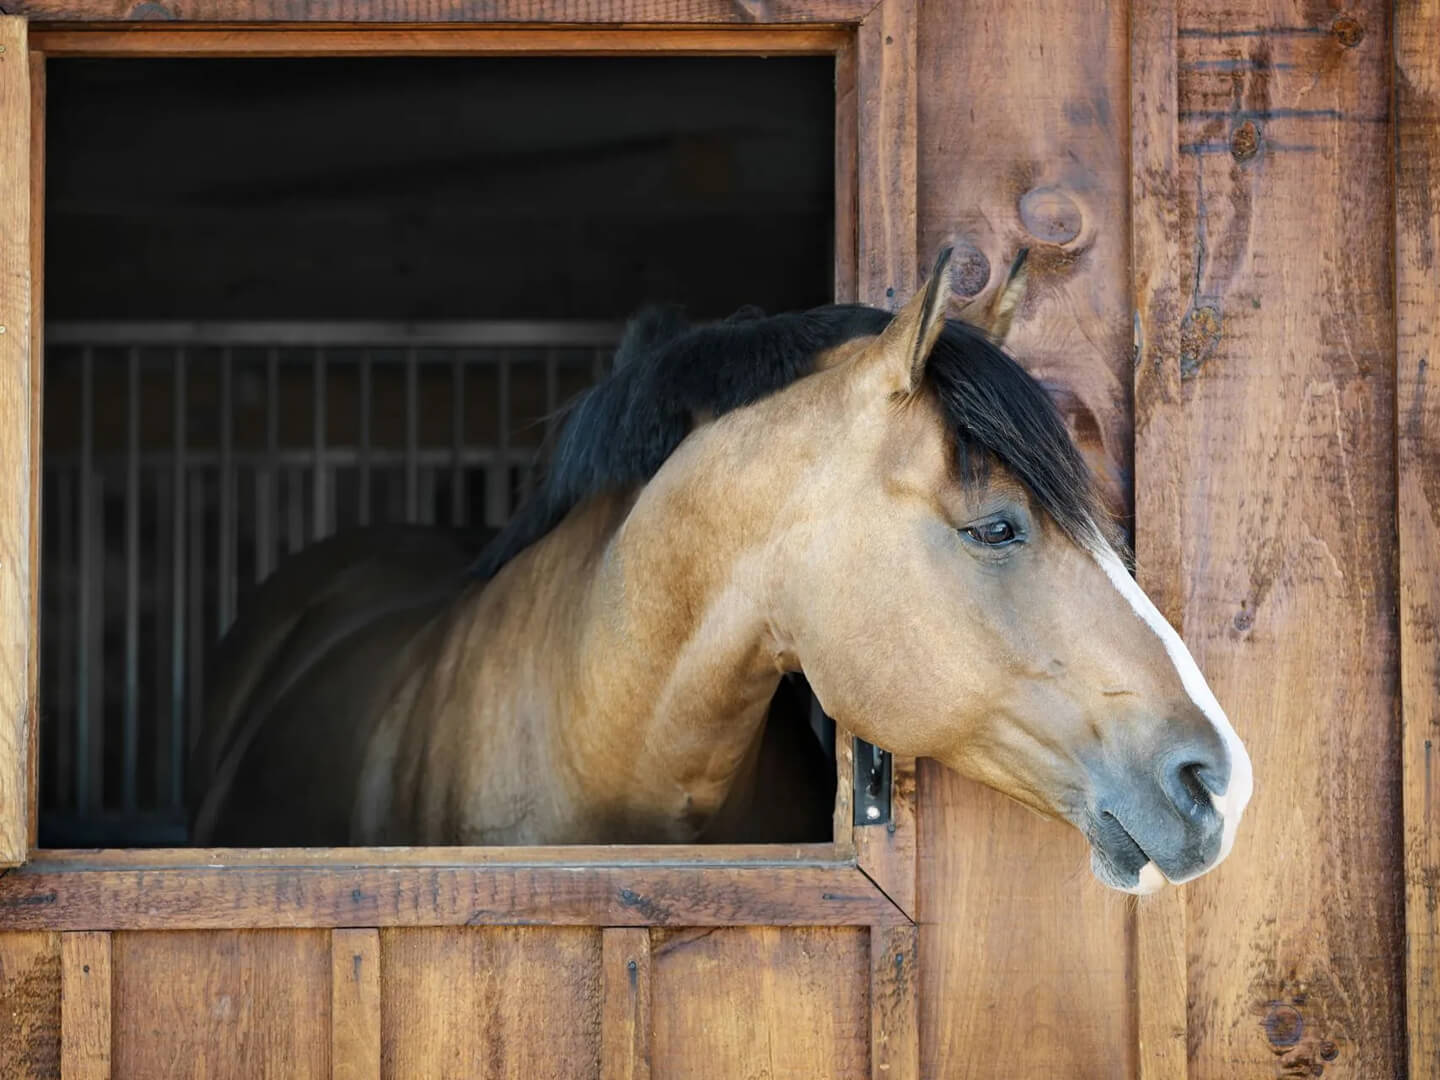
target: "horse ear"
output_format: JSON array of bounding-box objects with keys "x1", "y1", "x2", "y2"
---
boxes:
[
  {"x1": 971, "y1": 247, "x2": 1029, "y2": 346},
  {"x1": 868, "y1": 246, "x2": 954, "y2": 396}
]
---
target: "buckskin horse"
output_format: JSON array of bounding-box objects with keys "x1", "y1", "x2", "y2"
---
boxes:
[{"x1": 190, "y1": 248, "x2": 1253, "y2": 895}]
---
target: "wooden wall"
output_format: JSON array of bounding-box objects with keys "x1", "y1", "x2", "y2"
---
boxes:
[{"x1": 916, "y1": 0, "x2": 1429, "y2": 1076}]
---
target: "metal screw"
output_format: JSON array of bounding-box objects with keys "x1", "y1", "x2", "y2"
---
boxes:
[{"x1": 865, "y1": 805, "x2": 882, "y2": 821}]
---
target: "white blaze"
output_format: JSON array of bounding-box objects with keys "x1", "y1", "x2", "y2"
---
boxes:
[{"x1": 1092, "y1": 547, "x2": 1255, "y2": 885}]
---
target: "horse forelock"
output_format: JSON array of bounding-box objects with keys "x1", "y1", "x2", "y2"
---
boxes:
[{"x1": 470, "y1": 303, "x2": 1111, "y2": 582}]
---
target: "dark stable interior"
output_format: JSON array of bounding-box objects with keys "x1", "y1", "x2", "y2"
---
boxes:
[{"x1": 39, "y1": 56, "x2": 837, "y2": 847}]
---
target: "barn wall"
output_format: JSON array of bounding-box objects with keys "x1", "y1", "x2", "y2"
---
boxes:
[{"x1": 916, "y1": 0, "x2": 1414, "y2": 1076}]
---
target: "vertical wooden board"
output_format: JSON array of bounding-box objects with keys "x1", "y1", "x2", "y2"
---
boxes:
[
  {"x1": 650, "y1": 926, "x2": 869, "y2": 1079},
  {"x1": 913, "y1": 0, "x2": 1134, "y2": 1073},
  {"x1": 869, "y1": 924, "x2": 917, "y2": 1080},
  {"x1": 601, "y1": 928, "x2": 651, "y2": 1080},
  {"x1": 0, "y1": 932, "x2": 60, "y2": 1079},
  {"x1": 834, "y1": 36, "x2": 858, "y2": 304},
  {"x1": 0, "y1": 15, "x2": 34, "y2": 868},
  {"x1": 856, "y1": 0, "x2": 916, "y2": 309},
  {"x1": 1396, "y1": 0, "x2": 1440, "y2": 1075},
  {"x1": 381, "y1": 926, "x2": 602, "y2": 1080},
  {"x1": 60, "y1": 932, "x2": 110, "y2": 1080},
  {"x1": 111, "y1": 930, "x2": 331, "y2": 1079},
  {"x1": 26, "y1": 50, "x2": 43, "y2": 851},
  {"x1": 1172, "y1": 4, "x2": 1403, "y2": 1076},
  {"x1": 855, "y1": 753, "x2": 916, "y2": 917},
  {"x1": 331, "y1": 928, "x2": 379, "y2": 1080}
]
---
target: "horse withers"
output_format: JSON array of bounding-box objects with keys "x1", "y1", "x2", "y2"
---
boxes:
[{"x1": 190, "y1": 247, "x2": 1252, "y2": 895}]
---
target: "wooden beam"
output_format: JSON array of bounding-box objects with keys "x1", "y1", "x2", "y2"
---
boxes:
[
  {"x1": 1396, "y1": 0, "x2": 1440, "y2": 1074},
  {"x1": 601, "y1": 928, "x2": 651, "y2": 1080},
  {"x1": 25, "y1": 53, "x2": 43, "y2": 854},
  {"x1": 868, "y1": 923, "x2": 917, "y2": 1080},
  {"x1": 855, "y1": 0, "x2": 915, "y2": 309},
  {"x1": 59, "y1": 931, "x2": 110, "y2": 1080},
  {"x1": 13, "y1": 0, "x2": 875, "y2": 22},
  {"x1": 331, "y1": 928, "x2": 380, "y2": 1080},
  {"x1": 855, "y1": 754, "x2": 915, "y2": 918},
  {"x1": 0, "y1": 932, "x2": 61, "y2": 1077},
  {"x1": 0, "y1": 861, "x2": 910, "y2": 930}
]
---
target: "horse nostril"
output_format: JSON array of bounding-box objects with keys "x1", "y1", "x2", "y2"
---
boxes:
[{"x1": 1163, "y1": 755, "x2": 1228, "y2": 819}]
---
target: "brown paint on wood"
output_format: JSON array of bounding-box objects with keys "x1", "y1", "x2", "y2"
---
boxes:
[
  {"x1": 650, "y1": 926, "x2": 869, "y2": 1078},
  {"x1": 26, "y1": 51, "x2": 44, "y2": 854},
  {"x1": 855, "y1": 754, "x2": 915, "y2": 918},
  {"x1": 601, "y1": 928, "x2": 651, "y2": 1080},
  {"x1": 0, "y1": 862, "x2": 906, "y2": 930},
  {"x1": 1173, "y1": 4, "x2": 1403, "y2": 1075},
  {"x1": 1396, "y1": 0, "x2": 1440, "y2": 1074},
  {"x1": 111, "y1": 930, "x2": 330, "y2": 1078},
  {"x1": 11, "y1": 0, "x2": 874, "y2": 23},
  {"x1": 869, "y1": 923, "x2": 917, "y2": 1080},
  {"x1": 1129, "y1": 2, "x2": 1189, "y2": 1076},
  {"x1": 857, "y1": 0, "x2": 916, "y2": 309},
  {"x1": 31, "y1": 25, "x2": 849, "y2": 57},
  {"x1": 0, "y1": 15, "x2": 34, "y2": 869},
  {"x1": 330, "y1": 929, "x2": 379, "y2": 1080},
  {"x1": 60, "y1": 932, "x2": 110, "y2": 1080},
  {"x1": 381, "y1": 926, "x2": 602, "y2": 1079},
  {"x1": 914, "y1": 0, "x2": 1134, "y2": 1071},
  {"x1": 0, "y1": 932, "x2": 61, "y2": 1078},
  {"x1": 833, "y1": 35, "x2": 858, "y2": 304}
]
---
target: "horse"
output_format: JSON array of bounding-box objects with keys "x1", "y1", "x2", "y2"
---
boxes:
[{"x1": 189, "y1": 247, "x2": 1253, "y2": 894}]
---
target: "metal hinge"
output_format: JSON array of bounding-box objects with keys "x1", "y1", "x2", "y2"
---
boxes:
[{"x1": 853, "y1": 737, "x2": 892, "y2": 826}]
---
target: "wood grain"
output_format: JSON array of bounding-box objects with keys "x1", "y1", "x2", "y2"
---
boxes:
[
  {"x1": 1396, "y1": 0, "x2": 1440, "y2": 1075},
  {"x1": 601, "y1": 928, "x2": 651, "y2": 1080},
  {"x1": 1174, "y1": 4, "x2": 1403, "y2": 1075},
  {"x1": 11, "y1": 0, "x2": 874, "y2": 23},
  {"x1": 381, "y1": 926, "x2": 602, "y2": 1079},
  {"x1": 330, "y1": 928, "x2": 379, "y2": 1080},
  {"x1": 111, "y1": 930, "x2": 330, "y2": 1078},
  {"x1": 26, "y1": 50, "x2": 43, "y2": 854},
  {"x1": 31, "y1": 25, "x2": 849, "y2": 57},
  {"x1": 650, "y1": 926, "x2": 869, "y2": 1078},
  {"x1": 833, "y1": 35, "x2": 858, "y2": 304},
  {"x1": 856, "y1": 0, "x2": 916, "y2": 309},
  {"x1": 0, "y1": 15, "x2": 34, "y2": 869},
  {"x1": 869, "y1": 923, "x2": 917, "y2": 1080},
  {"x1": 60, "y1": 931, "x2": 110, "y2": 1080},
  {"x1": 855, "y1": 753, "x2": 915, "y2": 918},
  {"x1": 914, "y1": 0, "x2": 1135, "y2": 1071},
  {"x1": 0, "y1": 862, "x2": 907, "y2": 930},
  {"x1": 0, "y1": 932, "x2": 61, "y2": 1078},
  {"x1": 1129, "y1": 0, "x2": 1189, "y2": 1075}
]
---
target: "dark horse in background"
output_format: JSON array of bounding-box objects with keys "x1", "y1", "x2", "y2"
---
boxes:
[{"x1": 189, "y1": 249, "x2": 1252, "y2": 895}]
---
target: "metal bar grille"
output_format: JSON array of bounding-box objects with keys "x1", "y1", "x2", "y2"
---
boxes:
[{"x1": 38, "y1": 323, "x2": 617, "y2": 847}]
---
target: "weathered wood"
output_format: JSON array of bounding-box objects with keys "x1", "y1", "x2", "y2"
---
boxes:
[
  {"x1": 650, "y1": 926, "x2": 869, "y2": 1077},
  {"x1": 0, "y1": 16, "x2": 34, "y2": 869},
  {"x1": 832, "y1": 730, "x2": 856, "y2": 857},
  {"x1": 25, "y1": 51, "x2": 43, "y2": 854},
  {"x1": 913, "y1": 0, "x2": 1135, "y2": 1070},
  {"x1": 601, "y1": 928, "x2": 651, "y2": 1080},
  {"x1": 330, "y1": 929, "x2": 379, "y2": 1080},
  {"x1": 12, "y1": 0, "x2": 874, "y2": 22},
  {"x1": 833, "y1": 36, "x2": 858, "y2": 304},
  {"x1": 1396, "y1": 0, "x2": 1440, "y2": 1075},
  {"x1": 1129, "y1": 1, "x2": 1189, "y2": 1075},
  {"x1": 856, "y1": 0, "x2": 916, "y2": 309},
  {"x1": 0, "y1": 861, "x2": 908, "y2": 930},
  {"x1": 381, "y1": 927, "x2": 602, "y2": 1078},
  {"x1": 869, "y1": 923, "x2": 917, "y2": 1080},
  {"x1": 855, "y1": 753, "x2": 915, "y2": 918},
  {"x1": 0, "y1": 932, "x2": 61, "y2": 1078},
  {"x1": 59, "y1": 932, "x2": 110, "y2": 1080},
  {"x1": 32, "y1": 25, "x2": 849, "y2": 57},
  {"x1": 1174, "y1": 5, "x2": 1402, "y2": 1076},
  {"x1": 111, "y1": 930, "x2": 330, "y2": 1078}
]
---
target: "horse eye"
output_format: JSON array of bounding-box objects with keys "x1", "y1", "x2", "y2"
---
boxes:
[{"x1": 965, "y1": 520, "x2": 1017, "y2": 546}]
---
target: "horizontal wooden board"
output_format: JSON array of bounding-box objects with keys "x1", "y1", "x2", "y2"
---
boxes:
[
  {"x1": 14, "y1": 0, "x2": 875, "y2": 22},
  {"x1": 381, "y1": 926, "x2": 602, "y2": 1079},
  {"x1": 0, "y1": 862, "x2": 909, "y2": 930}
]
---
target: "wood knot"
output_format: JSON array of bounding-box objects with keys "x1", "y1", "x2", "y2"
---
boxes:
[
  {"x1": 1318, "y1": 1040, "x2": 1338, "y2": 1061},
  {"x1": 946, "y1": 238, "x2": 991, "y2": 298},
  {"x1": 1331, "y1": 16, "x2": 1364, "y2": 47},
  {"x1": 1263, "y1": 1005, "x2": 1304, "y2": 1048},
  {"x1": 1179, "y1": 304, "x2": 1222, "y2": 378},
  {"x1": 1018, "y1": 187, "x2": 1082, "y2": 245},
  {"x1": 1230, "y1": 121, "x2": 1261, "y2": 162}
]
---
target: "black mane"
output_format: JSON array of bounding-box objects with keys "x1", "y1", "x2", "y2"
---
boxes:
[{"x1": 471, "y1": 303, "x2": 1103, "y2": 580}]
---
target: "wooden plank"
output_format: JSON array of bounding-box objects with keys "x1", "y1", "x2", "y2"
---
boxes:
[
  {"x1": 1173, "y1": 5, "x2": 1402, "y2": 1076},
  {"x1": 855, "y1": 753, "x2": 915, "y2": 918},
  {"x1": 856, "y1": 0, "x2": 916, "y2": 309},
  {"x1": 25, "y1": 51, "x2": 43, "y2": 853},
  {"x1": 32, "y1": 25, "x2": 850, "y2": 57},
  {"x1": 1396, "y1": 0, "x2": 1440, "y2": 1075},
  {"x1": 0, "y1": 932, "x2": 61, "y2": 1078},
  {"x1": 601, "y1": 928, "x2": 651, "y2": 1080},
  {"x1": 0, "y1": 15, "x2": 33, "y2": 869},
  {"x1": 59, "y1": 932, "x2": 110, "y2": 1080},
  {"x1": 13, "y1": 0, "x2": 875, "y2": 23},
  {"x1": 868, "y1": 923, "x2": 917, "y2": 1080},
  {"x1": 832, "y1": 728, "x2": 855, "y2": 856},
  {"x1": 0, "y1": 862, "x2": 908, "y2": 930},
  {"x1": 111, "y1": 930, "x2": 330, "y2": 1078},
  {"x1": 381, "y1": 926, "x2": 602, "y2": 1079},
  {"x1": 1129, "y1": 0, "x2": 1189, "y2": 1076},
  {"x1": 913, "y1": 0, "x2": 1135, "y2": 1069},
  {"x1": 650, "y1": 927, "x2": 869, "y2": 1078},
  {"x1": 330, "y1": 929, "x2": 379, "y2": 1080},
  {"x1": 833, "y1": 34, "x2": 858, "y2": 304}
]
